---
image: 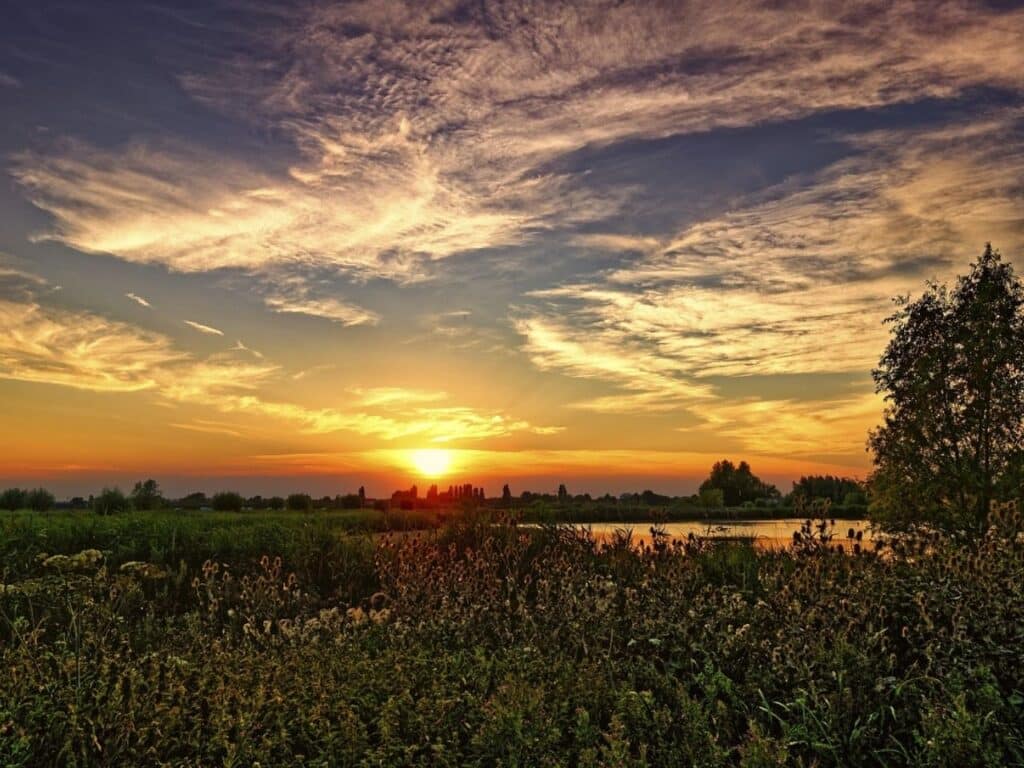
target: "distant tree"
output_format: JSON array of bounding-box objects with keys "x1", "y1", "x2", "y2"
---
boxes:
[
  {"x1": 130, "y1": 478, "x2": 163, "y2": 511},
  {"x1": 267, "y1": 496, "x2": 285, "y2": 511},
  {"x1": 640, "y1": 489, "x2": 671, "y2": 505},
  {"x1": 358, "y1": 486, "x2": 366, "y2": 508},
  {"x1": 69, "y1": 496, "x2": 87, "y2": 510},
  {"x1": 0, "y1": 488, "x2": 27, "y2": 511},
  {"x1": 557, "y1": 484, "x2": 568, "y2": 502},
  {"x1": 699, "y1": 460, "x2": 777, "y2": 506},
  {"x1": 211, "y1": 491, "x2": 244, "y2": 512},
  {"x1": 178, "y1": 492, "x2": 208, "y2": 510},
  {"x1": 25, "y1": 488, "x2": 55, "y2": 512},
  {"x1": 869, "y1": 245, "x2": 1024, "y2": 533},
  {"x1": 287, "y1": 493, "x2": 312, "y2": 512},
  {"x1": 502, "y1": 484, "x2": 512, "y2": 504},
  {"x1": 791, "y1": 475, "x2": 864, "y2": 505},
  {"x1": 94, "y1": 487, "x2": 129, "y2": 515}
]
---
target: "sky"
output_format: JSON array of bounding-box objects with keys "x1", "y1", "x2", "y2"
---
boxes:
[{"x1": 2, "y1": 0, "x2": 1024, "y2": 498}]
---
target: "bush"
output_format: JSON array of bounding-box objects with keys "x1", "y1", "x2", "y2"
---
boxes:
[
  {"x1": 699, "y1": 487, "x2": 724, "y2": 508},
  {"x1": 25, "y1": 487, "x2": 55, "y2": 512},
  {"x1": 92, "y1": 487, "x2": 129, "y2": 515},
  {"x1": 268, "y1": 496, "x2": 285, "y2": 510},
  {"x1": 211, "y1": 491, "x2": 244, "y2": 512},
  {"x1": 287, "y1": 493, "x2": 312, "y2": 511},
  {"x1": 0, "y1": 487, "x2": 27, "y2": 511}
]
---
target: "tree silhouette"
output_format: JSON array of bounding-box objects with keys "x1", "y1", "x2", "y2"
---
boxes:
[
  {"x1": 130, "y1": 478, "x2": 163, "y2": 510},
  {"x1": 870, "y1": 245, "x2": 1024, "y2": 532},
  {"x1": 699, "y1": 460, "x2": 776, "y2": 506}
]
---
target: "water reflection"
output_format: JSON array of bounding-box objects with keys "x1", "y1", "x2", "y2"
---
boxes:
[{"x1": 571, "y1": 519, "x2": 874, "y2": 550}]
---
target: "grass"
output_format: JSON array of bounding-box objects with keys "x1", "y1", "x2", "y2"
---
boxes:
[{"x1": 1, "y1": 506, "x2": 1022, "y2": 766}]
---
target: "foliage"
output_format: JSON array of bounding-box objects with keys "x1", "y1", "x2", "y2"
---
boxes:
[
  {"x1": 211, "y1": 491, "x2": 244, "y2": 512},
  {"x1": 91, "y1": 487, "x2": 129, "y2": 516},
  {"x1": 700, "y1": 460, "x2": 779, "y2": 506},
  {"x1": 0, "y1": 488, "x2": 28, "y2": 511},
  {"x1": 1, "y1": 505, "x2": 1022, "y2": 766},
  {"x1": 870, "y1": 245, "x2": 1024, "y2": 533},
  {"x1": 24, "y1": 488, "x2": 55, "y2": 512},
  {"x1": 130, "y1": 478, "x2": 163, "y2": 510},
  {"x1": 792, "y1": 474, "x2": 864, "y2": 505},
  {"x1": 287, "y1": 493, "x2": 313, "y2": 512}
]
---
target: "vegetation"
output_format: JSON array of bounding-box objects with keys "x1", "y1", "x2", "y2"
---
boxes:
[
  {"x1": 699, "y1": 460, "x2": 779, "y2": 506},
  {"x1": 870, "y1": 245, "x2": 1024, "y2": 532},
  {"x1": 1, "y1": 505, "x2": 1022, "y2": 766}
]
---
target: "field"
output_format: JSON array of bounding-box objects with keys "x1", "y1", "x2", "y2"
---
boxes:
[{"x1": 2, "y1": 506, "x2": 1023, "y2": 766}]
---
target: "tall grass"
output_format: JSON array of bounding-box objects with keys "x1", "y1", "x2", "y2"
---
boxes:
[{"x1": 1, "y1": 505, "x2": 1022, "y2": 765}]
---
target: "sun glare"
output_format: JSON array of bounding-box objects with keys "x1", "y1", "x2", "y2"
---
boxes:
[{"x1": 409, "y1": 448, "x2": 453, "y2": 478}]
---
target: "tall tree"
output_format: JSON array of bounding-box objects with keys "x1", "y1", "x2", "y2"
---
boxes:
[{"x1": 870, "y1": 245, "x2": 1024, "y2": 532}]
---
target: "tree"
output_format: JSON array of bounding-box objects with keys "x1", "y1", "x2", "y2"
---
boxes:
[
  {"x1": 287, "y1": 493, "x2": 312, "y2": 512},
  {"x1": 869, "y1": 245, "x2": 1024, "y2": 533},
  {"x1": 0, "y1": 488, "x2": 27, "y2": 511},
  {"x1": 212, "y1": 491, "x2": 244, "y2": 512},
  {"x1": 557, "y1": 484, "x2": 568, "y2": 502},
  {"x1": 94, "y1": 487, "x2": 129, "y2": 515},
  {"x1": 358, "y1": 486, "x2": 366, "y2": 508},
  {"x1": 25, "y1": 488, "x2": 55, "y2": 512},
  {"x1": 699, "y1": 460, "x2": 777, "y2": 506},
  {"x1": 268, "y1": 496, "x2": 285, "y2": 511},
  {"x1": 502, "y1": 484, "x2": 512, "y2": 504},
  {"x1": 130, "y1": 478, "x2": 163, "y2": 511}
]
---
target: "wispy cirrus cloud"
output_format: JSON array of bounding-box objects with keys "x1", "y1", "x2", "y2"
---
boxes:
[
  {"x1": 14, "y1": 0, "x2": 1024, "y2": 297},
  {"x1": 125, "y1": 292, "x2": 151, "y2": 308},
  {"x1": 518, "y1": 113, "x2": 1024, "y2": 406},
  {"x1": 184, "y1": 319, "x2": 224, "y2": 336}
]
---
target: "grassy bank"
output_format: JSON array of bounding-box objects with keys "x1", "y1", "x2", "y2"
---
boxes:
[{"x1": 1, "y1": 508, "x2": 1022, "y2": 765}]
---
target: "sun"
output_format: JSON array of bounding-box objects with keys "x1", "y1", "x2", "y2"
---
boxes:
[{"x1": 409, "y1": 448, "x2": 453, "y2": 478}]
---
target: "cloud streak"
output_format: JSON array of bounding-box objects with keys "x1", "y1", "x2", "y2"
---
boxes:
[
  {"x1": 184, "y1": 320, "x2": 224, "y2": 336},
  {"x1": 125, "y1": 292, "x2": 151, "y2": 308}
]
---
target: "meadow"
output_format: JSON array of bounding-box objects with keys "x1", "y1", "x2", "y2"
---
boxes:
[{"x1": 1, "y1": 505, "x2": 1022, "y2": 766}]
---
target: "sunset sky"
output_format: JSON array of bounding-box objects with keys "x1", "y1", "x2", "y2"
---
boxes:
[{"x1": 2, "y1": 1, "x2": 1024, "y2": 497}]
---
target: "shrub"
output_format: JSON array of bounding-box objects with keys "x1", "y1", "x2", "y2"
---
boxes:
[
  {"x1": 211, "y1": 491, "x2": 244, "y2": 512},
  {"x1": 93, "y1": 486, "x2": 129, "y2": 515},
  {"x1": 287, "y1": 493, "x2": 312, "y2": 511}
]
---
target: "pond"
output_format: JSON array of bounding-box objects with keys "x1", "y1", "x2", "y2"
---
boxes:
[{"x1": 567, "y1": 518, "x2": 874, "y2": 550}]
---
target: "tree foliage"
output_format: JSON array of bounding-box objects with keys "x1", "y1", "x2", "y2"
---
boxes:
[
  {"x1": 870, "y1": 245, "x2": 1024, "y2": 532},
  {"x1": 212, "y1": 491, "x2": 245, "y2": 512},
  {"x1": 699, "y1": 460, "x2": 778, "y2": 506},
  {"x1": 130, "y1": 478, "x2": 163, "y2": 511},
  {"x1": 93, "y1": 487, "x2": 129, "y2": 515}
]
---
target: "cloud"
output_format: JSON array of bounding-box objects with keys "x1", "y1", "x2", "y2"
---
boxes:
[
  {"x1": 125, "y1": 292, "x2": 151, "y2": 308},
  {"x1": 263, "y1": 294, "x2": 379, "y2": 326},
  {"x1": 0, "y1": 72, "x2": 20, "y2": 89},
  {"x1": 184, "y1": 320, "x2": 224, "y2": 336},
  {"x1": 515, "y1": 113, "x2": 1024, "y2": 414},
  {"x1": 0, "y1": 291, "x2": 559, "y2": 444},
  {"x1": 689, "y1": 393, "x2": 883, "y2": 458},
  {"x1": 0, "y1": 300, "x2": 185, "y2": 392},
  {"x1": 351, "y1": 387, "x2": 447, "y2": 407},
  {"x1": 16, "y1": 0, "x2": 1024, "y2": 295}
]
